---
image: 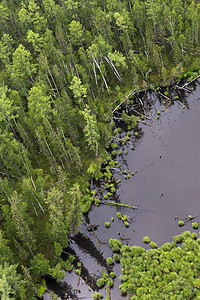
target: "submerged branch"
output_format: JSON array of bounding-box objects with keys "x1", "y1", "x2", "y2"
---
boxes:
[
  {"x1": 92, "y1": 228, "x2": 101, "y2": 252},
  {"x1": 72, "y1": 270, "x2": 94, "y2": 293},
  {"x1": 100, "y1": 200, "x2": 137, "y2": 209}
]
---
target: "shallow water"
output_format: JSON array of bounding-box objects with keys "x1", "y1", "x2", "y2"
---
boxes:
[{"x1": 43, "y1": 79, "x2": 200, "y2": 299}]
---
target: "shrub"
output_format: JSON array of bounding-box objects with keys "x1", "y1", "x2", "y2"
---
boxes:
[
  {"x1": 111, "y1": 143, "x2": 117, "y2": 148},
  {"x1": 113, "y1": 254, "x2": 120, "y2": 261},
  {"x1": 111, "y1": 150, "x2": 117, "y2": 156},
  {"x1": 106, "y1": 257, "x2": 114, "y2": 266},
  {"x1": 110, "y1": 272, "x2": 116, "y2": 279},
  {"x1": 75, "y1": 269, "x2": 81, "y2": 275},
  {"x1": 178, "y1": 220, "x2": 184, "y2": 227},
  {"x1": 191, "y1": 232, "x2": 197, "y2": 239},
  {"x1": 92, "y1": 292, "x2": 103, "y2": 299},
  {"x1": 109, "y1": 239, "x2": 122, "y2": 252},
  {"x1": 110, "y1": 187, "x2": 116, "y2": 193},
  {"x1": 96, "y1": 278, "x2": 105, "y2": 288},
  {"x1": 150, "y1": 241, "x2": 157, "y2": 249},
  {"x1": 192, "y1": 222, "x2": 199, "y2": 229},
  {"x1": 120, "y1": 274, "x2": 128, "y2": 283},
  {"x1": 161, "y1": 242, "x2": 171, "y2": 252},
  {"x1": 107, "y1": 279, "x2": 113, "y2": 287},
  {"x1": 173, "y1": 235, "x2": 183, "y2": 243},
  {"x1": 143, "y1": 236, "x2": 150, "y2": 243}
]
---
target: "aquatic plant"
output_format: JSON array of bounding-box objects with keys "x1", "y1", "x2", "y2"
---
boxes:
[
  {"x1": 96, "y1": 278, "x2": 105, "y2": 288},
  {"x1": 178, "y1": 220, "x2": 184, "y2": 226},
  {"x1": 117, "y1": 212, "x2": 122, "y2": 220},
  {"x1": 173, "y1": 234, "x2": 183, "y2": 243},
  {"x1": 92, "y1": 292, "x2": 103, "y2": 299},
  {"x1": 111, "y1": 150, "x2": 117, "y2": 156},
  {"x1": 111, "y1": 143, "x2": 117, "y2": 149},
  {"x1": 106, "y1": 257, "x2": 114, "y2": 266},
  {"x1": 122, "y1": 215, "x2": 127, "y2": 221},
  {"x1": 191, "y1": 232, "x2": 197, "y2": 239},
  {"x1": 117, "y1": 231, "x2": 200, "y2": 298},
  {"x1": 106, "y1": 279, "x2": 113, "y2": 287},
  {"x1": 110, "y1": 272, "x2": 116, "y2": 279},
  {"x1": 143, "y1": 236, "x2": 150, "y2": 243},
  {"x1": 104, "y1": 222, "x2": 110, "y2": 228},
  {"x1": 109, "y1": 239, "x2": 122, "y2": 252},
  {"x1": 75, "y1": 268, "x2": 81, "y2": 275},
  {"x1": 110, "y1": 187, "x2": 116, "y2": 193},
  {"x1": 150, "y1": 241, "x2": 157, "y2": 249},
  {"x1": 192, "y1": 222, "x2": 199, "y2": 229},
  {"x1": 161, "y1": 242, "x2": 171, "y2": 252}
]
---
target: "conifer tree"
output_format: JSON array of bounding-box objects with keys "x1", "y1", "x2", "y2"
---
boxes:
[
  {"x1": 81, "y1": 105, "x2": 100, "y2": 157},
  {"x1": 10, "y1": 191, "x2": 36, "y2": 256},
  {"x1": 68, "y1": 183, "x2": 82, "y2": 234}
]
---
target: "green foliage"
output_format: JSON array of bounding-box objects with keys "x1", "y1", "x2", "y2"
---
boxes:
[
  {"x1": 0, "y1": 262, "x2": 27, "y2": 300},
  {"x1": 49, "y1": 264, "x2": 65, "y2": 282},
  {"x1": 81, "y1": 105, "x2": 100, "y2": 156},
  {"x1": 106, "y1": 279, "x2": 113, "y2": 287},
  {"x1": 116, "y1": 212, "x2": 122, "y2": 220},
  {"x1": 143, "y1": 236, "x2": 151, "y2": 243},
  {"x1": 96, "y1": 277, "x2": 105, "y2": 288},
  {"x1": 113, "y1": 254, "x2": 120, "y2": 262},
  {"x1": 192, "y1": 222, "x2": 199, "y2": 229},
  {"x1": 109, "y1": 238, "x2": 122, "y2": 252},
  {"x1": 105, "y1": 222, "x2": 111, "y2": 228},
  {"x1": 54, "y1": 242, "x2": 63, "y2": 258},
  {"x1": 1, "y1": 0, "x2": 200, "y2": 296},
  {"x1": 92, "y1": 292, "x2": 103, "y2": 299},
  {"x1": 110, "y1": 272, "x2": 116, "y2": 279},
  {"x1": 118, "y1": 232, "x2": 200, "y2": 298},
  {"x1": 106, "y1": 257, "x2": 114, "y2": 266},
  {"x1": 30, "y1": 253, "x2": 50, "y2": 277},
  {"x1": 150, "y1": 241, "x2": 158, "y2": 249},
  {"x1": 178, "y1": 220, "x2": 185, "y2": 227}
]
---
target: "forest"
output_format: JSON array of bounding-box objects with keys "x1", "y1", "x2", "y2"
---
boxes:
[{"x1": 1, "y1": 0, "x2": 200, "y2": 298}]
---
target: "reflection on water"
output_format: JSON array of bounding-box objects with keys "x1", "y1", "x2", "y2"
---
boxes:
[{"x1": 44, "y1": 79, "x2": 200, "y2": 299}]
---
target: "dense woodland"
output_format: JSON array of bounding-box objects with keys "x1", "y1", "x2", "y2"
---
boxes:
[{"x1": 1, "y1": 0, "x2": 200, "y2": 298}]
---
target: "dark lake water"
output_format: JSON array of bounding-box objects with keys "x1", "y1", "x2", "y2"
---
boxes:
[{"x1": 43, "y1": 79, "x2": 200, "y2": 299}]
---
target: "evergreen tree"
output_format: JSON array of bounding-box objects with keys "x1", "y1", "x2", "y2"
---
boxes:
[{"x1": 81, "y1": 105, "x2": 100, "y2": 156}]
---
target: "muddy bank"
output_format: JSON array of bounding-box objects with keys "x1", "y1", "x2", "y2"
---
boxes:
[{"x1": 43, "y1": 79, "x2": 200, "y2": 299}]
